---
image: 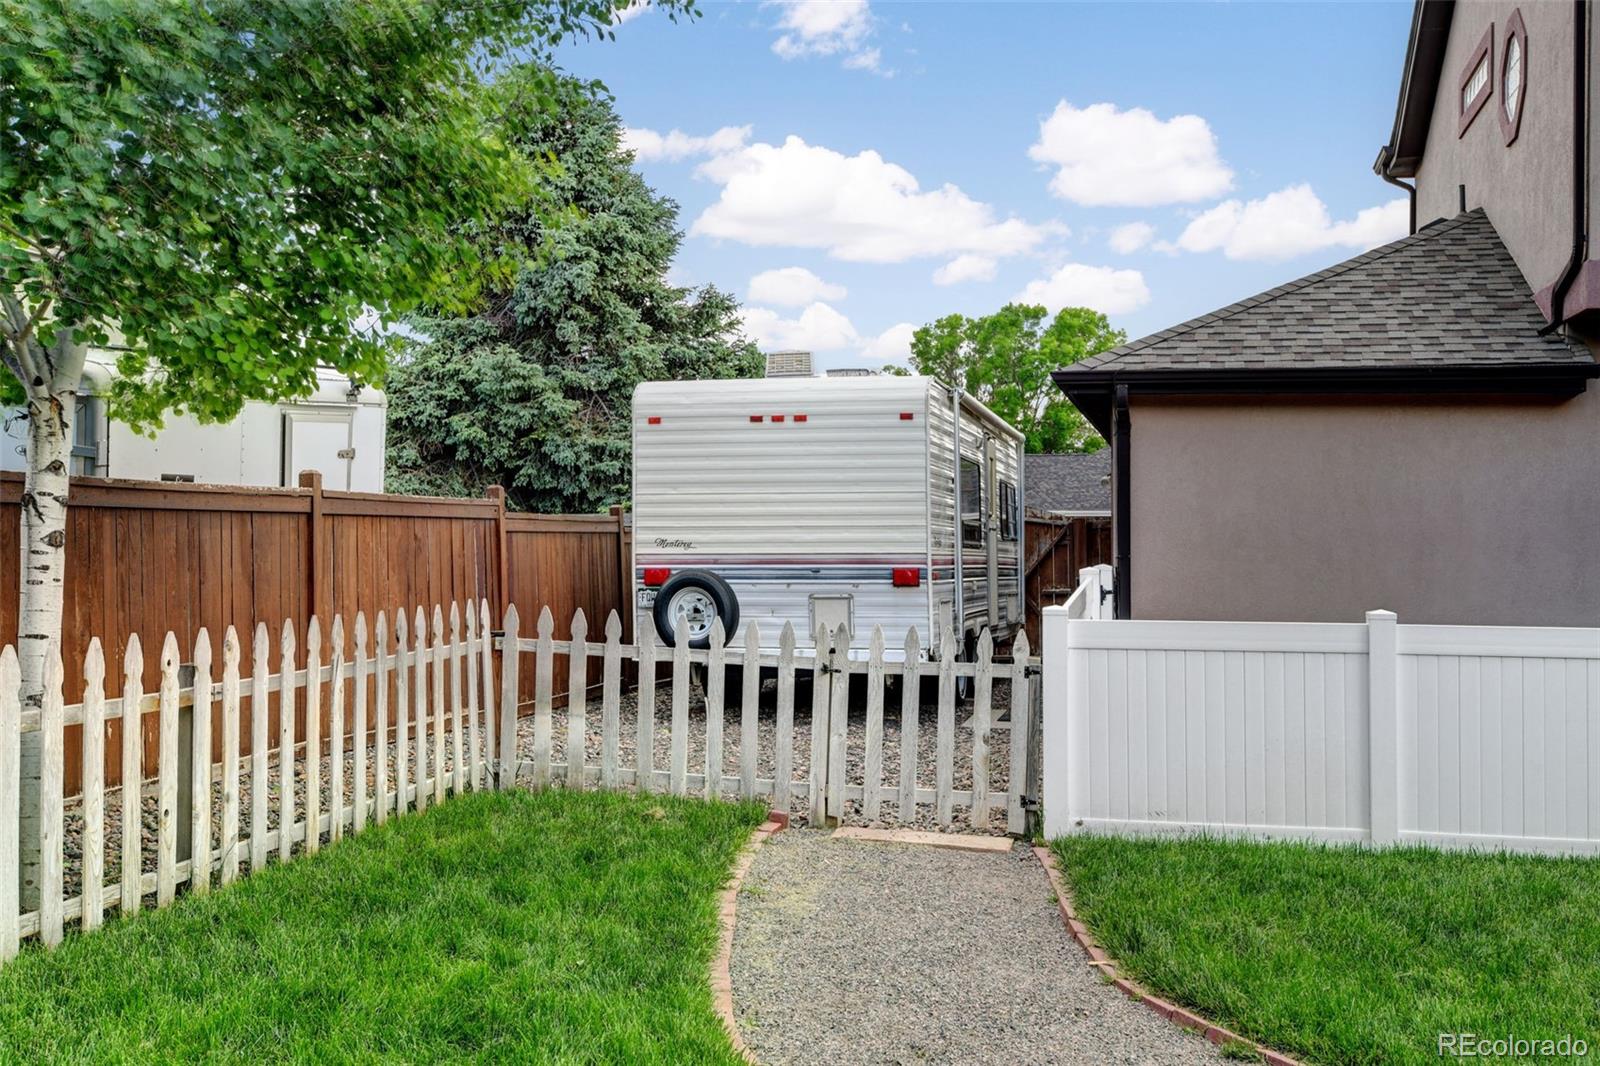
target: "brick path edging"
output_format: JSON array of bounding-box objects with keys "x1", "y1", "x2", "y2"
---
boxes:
[
  {"x1": 712, "y1": 813, "x2": 787, "y2": 1064},
  {"x1": 1032, "y1": 846, "x2": 1305, "y2": 1066}
]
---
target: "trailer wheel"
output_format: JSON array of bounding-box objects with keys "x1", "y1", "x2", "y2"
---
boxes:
[{"x1": 653, "y1": 570, "x2": 740, "y2": 649}]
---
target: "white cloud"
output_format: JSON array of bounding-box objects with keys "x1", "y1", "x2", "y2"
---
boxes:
[
  {"x1": 739, "y1": 301, "x2": 859, "y2": 352},
  {"x1": 861, "y1": 322, "x2": 916, "y2": 363},
  {"x1": 611, "y1": 1, "x2": 650, "y2": 24},
  {"x1": 621, "y1": 125, "x2": 751, "y2": 163},
  {"x1": 842, "y1": 47, "x2": 884, "y2": 73},
  {"x1": 1015, "y1": 264, "x2": 1151, "y2": 315},
  {"x1": 1173, "y1": 184, "x2": 1410, "y2": 261},
  {"x1": 932, "y1": 254, "x2": 998, "y2": 286},
  {"x1": 769, "y1": 0, "x2": 885, "y2": 72},
  {"x1": 1108, "y1": 222, "x2": 1155, "y2": 255},
  {"x1": 747, "y1": 266, "x2": 847, "y2": 307},
  {"x1": 1029, "y1": 101, "x2": 1234, "y2": 207},
  {"x1": 691, "y1": 135, "x2": 1050, "y2": 263}
]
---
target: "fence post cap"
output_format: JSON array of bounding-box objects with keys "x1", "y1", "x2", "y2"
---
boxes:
[{"x1": 1365, "y1": 609, "x2": 1398, "y2": 623}]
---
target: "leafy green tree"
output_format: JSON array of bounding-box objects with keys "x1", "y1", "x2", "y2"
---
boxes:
[
  {"x1": 1, "y1": 0, "x2": 682, "y2": 898},
  {"x1": 900, "y1": 303, "x2": 1122, "y2": 453},
  {"x1": 384, "y1": 74, "x2": 762, "y2": 513}
]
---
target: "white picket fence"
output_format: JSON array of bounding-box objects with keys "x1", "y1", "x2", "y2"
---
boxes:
[
  {"x1": 1043, "y1": 604, "x2": 1600, "y2": 856},
  {"x1": 0, "y1": 601, "x2": 498, "y2": 963},
  {"x1": 497, "y1": 604, "x2": 1038, "y2": 833}
]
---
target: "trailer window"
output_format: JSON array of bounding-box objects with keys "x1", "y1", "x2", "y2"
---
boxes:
[
  {"x1": 999, "y1": 480, "x2": 1017, "y2": 540},
  {"x1": 960, "y1": 456, "x2": 983, "y2": 548}
]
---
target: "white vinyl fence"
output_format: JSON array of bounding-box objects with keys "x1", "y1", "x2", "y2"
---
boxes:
[
  {"x1": 1043, "y1": 604, "x2": 1600, "y2": 856},
  {"x1": 1, "y1": 601, "x2": 497, "y2": 963},
  {"x1": 497, "y1": 605, "x2": 1038, "y2": 833}
]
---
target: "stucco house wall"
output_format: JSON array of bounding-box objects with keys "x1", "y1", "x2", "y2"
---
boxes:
[
  {"x1": 1127, "y1": 390, "x2": 1600, "y2": 626},
  {"x1": 1413, "y1": 1, "x2": 1582, "y2": 296}
]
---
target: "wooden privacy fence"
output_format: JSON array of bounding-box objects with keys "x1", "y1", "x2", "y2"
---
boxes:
[
  {"x1": 1042, "y1": 605, "x2": 1600, "y2": 857},
  {"x1": 1, "y1": 600, "x2": 498, "y2": 962},
  {"x1": 1023, "y1": 515, "x2": 1111, "y2": 647},
  {"x1": 0, "y1": 472, "x2": 630, "y2": 794},
  {"x1": 497, "y1": 605, "x2": 1040, "y2": 833}
]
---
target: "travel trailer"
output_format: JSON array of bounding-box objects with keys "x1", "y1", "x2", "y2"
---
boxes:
[
  {"x1": 1, "y1": 358, "x2": 387, "y2": 491},
  {"x1": 631, "y1": 376, "x2": 1025, "y2": 665}
]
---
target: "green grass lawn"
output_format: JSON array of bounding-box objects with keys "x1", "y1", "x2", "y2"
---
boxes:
[
  {"x1": 0, "y1": 788, "x2": 767, "y2": 1064},
  {"x1": 1052, "y1": 835, "x2": 1600, "y2": 1066}
]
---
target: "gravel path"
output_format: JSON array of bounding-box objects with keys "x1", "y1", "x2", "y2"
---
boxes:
[{"x1": 729, "y1": 830, "x2": 1224, "y2": 1066}]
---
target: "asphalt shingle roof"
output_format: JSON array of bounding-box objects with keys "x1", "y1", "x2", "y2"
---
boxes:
[
  {"x1": 1025, "y1": 451, "x2": 1110, "y2": 514},
  {"x1": 1063, "y1": 210, "x2": 1594, "y2": 374}
]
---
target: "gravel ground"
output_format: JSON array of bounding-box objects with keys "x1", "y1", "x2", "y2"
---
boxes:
[
  {"x1": 54, "y1": 673, "x2": 1017, "y2": 907},
  {"x1": 729, "y1": 830, "x2": 1225, "y2": 1066}
]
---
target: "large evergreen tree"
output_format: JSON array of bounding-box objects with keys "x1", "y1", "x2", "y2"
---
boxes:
[{"x1": 385, "y1": 75, "x2": 762, "y2": 512}]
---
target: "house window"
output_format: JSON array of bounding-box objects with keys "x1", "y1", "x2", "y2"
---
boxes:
[
  {"x1": 1500, "y1": 10, "x2": 1528, "y2": 144},
  {"x1": 69, "y1": 395, "x2": 98, "y2": 476},
  {"x1": 959, "y1": 455, "x2": 983, "y2": 548},
  {"x1": 1459, "y1": 24, "x2": 1494, "y2": 137},
  {"x1": 998, "y1": 480, "x2": 1018, "y2": 541}
]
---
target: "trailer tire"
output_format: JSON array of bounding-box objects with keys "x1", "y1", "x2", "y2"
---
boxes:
[{"x1": 653, "y1": 570, "x2": 740, "y2": 649}]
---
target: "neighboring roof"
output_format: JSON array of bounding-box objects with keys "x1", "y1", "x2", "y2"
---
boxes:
[
  {"x1": 1053, "y1": 210, "x2": 1599, "y2": 435},
  {"x1": 1025, "y1": 452, "x2": 1110, "y2": 515},
  {"x1": 1378, "y1": 0, "x2": 1454, "y2": 179}
]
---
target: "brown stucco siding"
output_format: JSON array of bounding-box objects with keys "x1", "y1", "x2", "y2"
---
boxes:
[
  {"x1": 1127, "y1": 391, "x2": 1600, "y2": 626},
  {"x1": 1414, "y1": 0, "x2": 1581, "y2": 295}
]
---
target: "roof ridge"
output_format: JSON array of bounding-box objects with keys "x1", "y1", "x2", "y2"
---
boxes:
[{"x1": 1095, "y1": 210, "x2": 1485, "y2": 362}]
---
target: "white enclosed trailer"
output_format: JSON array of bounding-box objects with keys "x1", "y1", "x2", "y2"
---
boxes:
[
  {"x1": 0, "y1": 358, "x2": 386, "y2": 491},
  {"x1": 631, "y1": 376, "x2": 1024, "y2": 662}
]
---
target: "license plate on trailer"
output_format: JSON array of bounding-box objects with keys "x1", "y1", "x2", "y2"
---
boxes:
[{"x1": 636, "y1": 589, "x2": 657, "y2": 607}]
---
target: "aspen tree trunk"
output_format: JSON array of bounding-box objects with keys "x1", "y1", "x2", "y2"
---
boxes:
[{"x1": 13, "y1": 329, "x2": 86, "y2": 910}]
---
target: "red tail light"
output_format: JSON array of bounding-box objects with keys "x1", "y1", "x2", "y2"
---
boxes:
[
  {"x1": 892, "y1": 567, "x2": 920, "y2": 587},
  {"x1": 642, "y1": 568, "x2": 671, "y2": 587}
]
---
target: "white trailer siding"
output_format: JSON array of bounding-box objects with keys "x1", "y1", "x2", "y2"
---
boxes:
[{"x1": 633, "y1": 377, "x2": 933, "y2": 658}]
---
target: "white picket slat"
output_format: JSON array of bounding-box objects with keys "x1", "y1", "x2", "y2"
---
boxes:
[
  {"x1": 329, "y1": 615, "x2": 346, "y2": 843},
  {"x1": 0, "y1": 647, "x2": 19, "y2": 961},
  {"x1": 121, "y1": 634, "x2": 144, "y2": 916},
  {"x1": 375, "y1": 611, "x2": 391, "y2": 822},
  {"x1": 279, "y1": 621, "x2": 297, "y2": 862},
  {"x1": 155, "y1": 633, "x2": 180, "y2": 905},
  {"x1": 303, "y1": 617, "x2": 321, "y2": 856},
  {"x1": 480, "y1": 601, "x2": 499, "y2": 790},
  {"x1": 533, "y1": 607, "x2": 555, "y2": 790},
  {"x1": 826, "y1": 625, "x2": 849, "y2": 824},
  {"x1": 936, "y1": 625, "x2": 956, "y2": 827},
  {"x1": 395, "y1": 610, "x2": 411, "y2": 813},
  {"x1": 249, "y1": 624, "x2": 269, "y2": 874},
  {"x1": 39, "y1": 648, "x2": 65, "y2": 946},
  {"x1": 81, "y1": 640, "x2": 107, "y2": 928},
  {"x1": 353, "y1": 613, "x2": 370, "y2": 833},
  {"x1": 601, "y1": 612, "x2": 622, "y2": 789},
  {"x1": 498, "y1": 605, "x2": 520, "y2": 790},
  {"x1": 670, "y1": 621, "x2": 690, "y2": 796},
  {"x1": 863, "y1": 626, "x2": 885, "y2": 821},
  {"x1": 971, "y1": 629, "x2": 993, "y2": 828},
  {"x1": 464, "y1": 606, "x2": 480, "y2": 792},
  {"x1": 899, "y1": 628, "x2": 920, "y2": 822},
  {"x1": 1007, "y1": 631, "x2": 1032, "y2": 835},
  {"x1": 413, "y1": 606, "x2": 430, "y2": 812},
  {"x1": 774, "y1": 623, "x2": 796, "y2": 813},
  {"x1": 191, "y1": 628, "x2": 214, "y2": 894},
  {"x1": 449, "y1": 604, "x2": 464, "y2": 794},
  {"x1": 740, "y1": 622, "x2": 761, "y2": 798},
  {"x1": 566, "y1": 609, "x2": 588, "y2": 790},
  {"x1": 808, "y1": 624, "x2": 831, "y2": 822},
  {"x1": 636, "y1": 625, "x2": 656, "y2": 795},
  {"x1": 705, "y1": 620, "x2": 726, "y2": 800},
  {"x1": 220, "y1": 627, "x2": 241, "y2": 884},
  {"x1": 431, "y1": 605, "x2": 446, "y2": 804}
]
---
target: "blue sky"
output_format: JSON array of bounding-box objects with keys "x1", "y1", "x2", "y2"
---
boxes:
[{"x1": 558, "y1": 1, "x2": 1417, "y2": 371}]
